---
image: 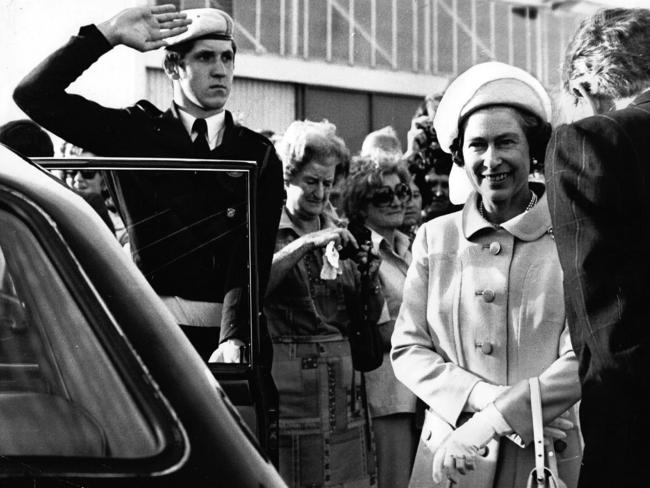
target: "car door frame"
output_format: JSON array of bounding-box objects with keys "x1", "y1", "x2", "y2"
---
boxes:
[{"x1": 35, "y1": 157, "x2": 279, "y2": 465}]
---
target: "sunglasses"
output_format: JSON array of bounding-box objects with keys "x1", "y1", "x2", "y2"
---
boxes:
[
  {"x1": 368, "y1": 183, "x2": 412, "y2": 207},
  {"x1": 66, "y1": 169, "x2": 99, "y2": 179}
]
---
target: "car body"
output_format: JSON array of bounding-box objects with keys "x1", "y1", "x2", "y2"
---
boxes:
[{"x1": 0, "y1": 145, "x2": 286, "y2": 487}]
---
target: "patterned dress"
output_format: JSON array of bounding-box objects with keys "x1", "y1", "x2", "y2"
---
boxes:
[{"x1": 265, "y1": 208, "x2": 379, "y2": 488}]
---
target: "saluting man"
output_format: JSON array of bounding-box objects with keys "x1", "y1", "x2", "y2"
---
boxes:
[{"x1": 14, "y1": 5, "x2": 284, "y2": 364}]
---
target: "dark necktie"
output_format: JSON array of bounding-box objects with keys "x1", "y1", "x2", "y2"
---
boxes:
[{"x1": 192, "y1": 118, "x2": 211, "y2": 157}]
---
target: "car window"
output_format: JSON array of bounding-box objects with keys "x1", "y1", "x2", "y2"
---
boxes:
[
  {"x1": 37, "y1": 159, "x2": 258, "y2": 369},
  {"x1": 0, "y1": 208, "x2": 166, "y2": 458}
]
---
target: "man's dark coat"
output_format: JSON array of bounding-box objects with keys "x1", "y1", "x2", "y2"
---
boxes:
[{"x1": 545, "y1": 91, "x2": 650, "y2": 488}]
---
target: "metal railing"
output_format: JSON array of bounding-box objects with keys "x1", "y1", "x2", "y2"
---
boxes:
[{"x1": 230, "y1": 0, "x2": 584, "y2": 86}]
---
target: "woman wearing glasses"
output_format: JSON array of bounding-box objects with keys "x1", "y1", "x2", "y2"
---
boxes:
[
  {"x1": 391, "y1": 62, "x2": 582, "y2": 488},
  {"x1": 62, "y1": 167, "x2": 116, "y2": 236},
  {"x1": 265, "y1": 120, "x2": 383, "y2": 488},
  {"x1": 342, "y1": 156, "x2": 418, "y2": 488}
]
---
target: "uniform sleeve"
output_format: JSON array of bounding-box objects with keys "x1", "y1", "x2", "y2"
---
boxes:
[
  {"x1": 219, "y1": 143, "x2": 284, "y2": 344},
  {"x1": 13, "y1": 24, "x2": 137, "y2": 155},
  {"x1": 391, "y1": 224, "x2": 485, "y2": 427},
  {"x1": 255, "y1": 146, "x2": 284, "y2": 298}
]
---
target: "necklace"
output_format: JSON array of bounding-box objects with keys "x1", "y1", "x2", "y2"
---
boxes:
[{"x1": 479, "y1": 191, "x2": 538, "y2": 221}]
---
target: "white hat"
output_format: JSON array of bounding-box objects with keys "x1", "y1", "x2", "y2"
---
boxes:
[
  {"x1": 433, "y1": 61, "x2": 552, "y2": 154},
  {"x1": 166, "y1": 8, "x2": 234, "y2": 47},
  {"x1": 434, "y1": 62, "x2": 551, "y2": 205}
]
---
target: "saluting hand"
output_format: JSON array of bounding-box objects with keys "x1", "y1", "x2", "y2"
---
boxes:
[{"x1": 97, "y1": 4, "x2": 192, "y2": 51}]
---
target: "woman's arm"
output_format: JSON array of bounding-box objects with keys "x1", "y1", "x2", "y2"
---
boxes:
[
  {"x1": 265, "y1": 226, "x2": 355, "y2": 296},
  {"x1": 494, "y1": 320, "x2": 581, "y2": 444},
  {"x1": 390, "y1": 224, "x2": 487, "y2": 427}
]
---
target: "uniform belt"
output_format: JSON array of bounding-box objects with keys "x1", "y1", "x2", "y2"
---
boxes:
[{"x1": 159, "y1": 295, "x2": 222, "y2": 328}]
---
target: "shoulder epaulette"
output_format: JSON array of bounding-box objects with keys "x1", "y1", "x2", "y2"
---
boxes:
[{"x1": 133, "y1": 100, "x2": 163, "y2": 118}]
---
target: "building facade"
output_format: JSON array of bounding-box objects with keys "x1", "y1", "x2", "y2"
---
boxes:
[{"x1": 3, "y1": 0, "x2": 585, "y2": 152}]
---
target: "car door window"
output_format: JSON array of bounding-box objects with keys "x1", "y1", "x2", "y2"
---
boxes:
[
  {"x1": 0, "y1": 208, "x2": 172, "y2": 459},
  {"x1": 41, "y1": 161, "x2": 257, "y2": 368}
]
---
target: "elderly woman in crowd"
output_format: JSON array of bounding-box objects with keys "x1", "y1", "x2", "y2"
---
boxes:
[
  {"x1": 342, "y1": 156, "x2": 419, "y2": 488},
  {"x1": 265, "y1": 120, "x2": 383, "y2": 488},
  {"x1": 391, "y1": 62, "x2": 582, "y2": 488}
]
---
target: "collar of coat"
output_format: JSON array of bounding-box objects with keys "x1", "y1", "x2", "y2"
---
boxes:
[{"x1": 462, "y1": 183, "x2": 552, "y2": 242}]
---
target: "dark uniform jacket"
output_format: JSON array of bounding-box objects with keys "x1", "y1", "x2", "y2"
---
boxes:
[
  {"x1": 14, "y1": 24, "x2": 284, "y2": 350},
  {"x1": 544, "y1": 91, "x2": 650, "y2": 488}
]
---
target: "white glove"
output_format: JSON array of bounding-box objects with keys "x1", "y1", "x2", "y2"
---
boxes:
[
  {"x1": 208, "y1": 339, "x2": 244, "y2": 363},
  {"x1": 466, "y1": 381, "x2": 509, "y2": 412},
  {"x1": 432, "y1": 403, "x2": 511, "y2": 484}
]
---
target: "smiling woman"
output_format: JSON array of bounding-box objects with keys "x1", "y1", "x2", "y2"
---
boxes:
[
  {"x1": 457, "y1": 106, "x2": 535, "y2": 224},
  {"x1": 391, "y1": 62, "x2": 582, "y2": 488}
]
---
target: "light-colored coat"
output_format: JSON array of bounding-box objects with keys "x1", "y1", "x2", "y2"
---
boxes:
[{"x1": 391, "y1": 190, "x2": 582, "y2": 488}]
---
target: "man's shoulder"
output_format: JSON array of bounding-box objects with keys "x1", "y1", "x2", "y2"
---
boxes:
[
  {"x1": 127, "y1": 100, "x2": 166, "y2": 120},
  {"x1": 224, "y1": 116, "x2": 279, "y2": 167},
  {"x1": 565, "y1": 100, "x2": 650, "y2": 134},
  {"x1": 553, "y1": 105, "x2": 650, "y2": 153},
  {"x1": 230, "y1": 120, "x2": 274, "y2": 149}
]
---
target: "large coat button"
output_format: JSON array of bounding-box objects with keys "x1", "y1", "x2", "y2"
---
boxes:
[
  {"x1": 489, "y1": 242, "x2": 501, "y2": 255},
  {"x1": 482, "y1": 289, "x2": 495, "y2": 302},
  {"x1": 480, "y1": 342, "x2": 493, "y2": 355}
]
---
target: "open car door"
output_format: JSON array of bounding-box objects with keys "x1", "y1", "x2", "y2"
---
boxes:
[{"x1": 36, "y1": 157, "x2": 279, "y2": 465}]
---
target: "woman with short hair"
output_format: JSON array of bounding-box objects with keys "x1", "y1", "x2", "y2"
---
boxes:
[{"x1": 266, "y1": 120, "x2": 383, "y2": 488}]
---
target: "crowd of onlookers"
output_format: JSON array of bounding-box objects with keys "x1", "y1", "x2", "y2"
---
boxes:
[
  {"x1": 3, "y1": 5, "x2": 650, "y2": 488},
  {"x1": 0, "y1": 99, "x2": 456, "y2": 487}
]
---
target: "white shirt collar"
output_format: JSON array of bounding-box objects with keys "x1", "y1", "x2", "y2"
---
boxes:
[
  {"x1": 369, "y1": 227, "x2": 410, "y2": 258},
  {"x1": 177, "y1": 109, "x2": 226, "y2": 150}
]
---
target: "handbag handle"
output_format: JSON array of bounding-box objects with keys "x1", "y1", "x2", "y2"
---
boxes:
[
  {"x1": 528, "y1": 377, "x2": 562, "y2": 488},
  {"x1": 530, "y1": 377, "x2": 546, "y2": 487}
]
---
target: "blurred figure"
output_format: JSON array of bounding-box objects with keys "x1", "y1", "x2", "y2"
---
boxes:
[
  {"x1": 266, "y1": 120, "x2": 382, "y2": 488},
  {"x1": 404, "y1": 94, "x2": 460, "y2": 221},
  {"x1": 401, "y1": 179, "x2": 423, "y2": 241},
  {"x1": 360, "y1": 125, "x2": 403, "y2": 162},
  {"x1": 545, "y1": 8, "x2": 650, "y2": 488},
  {"x1": 0, "y1": 119, "x2": 53, "y2": 157},
  {"x1": 343, "y1": 157, "x2": 418, "y2": 488},
  {"x1": 392, "y1": 62, "x2": 582, "y2": 488},
  {"x1": 0, "y1": 119, "x2": 53, "y2": 293},
  {"x1": 61, "y1": 142, "x2": 125, "y2": 239},
  {"x1": 328, "y1": 154, "x2": 350, "y2": 214}
]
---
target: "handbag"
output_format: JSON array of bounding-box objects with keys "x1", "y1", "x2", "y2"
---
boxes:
[{"x1": 526, "y1": 377, "x2": 567, "y2": 488}]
